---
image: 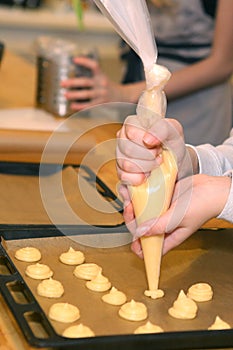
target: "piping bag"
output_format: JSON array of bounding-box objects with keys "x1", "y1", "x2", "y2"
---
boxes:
[{"x1": 94, "y1": 0, "x2": 177, "y2": 299}]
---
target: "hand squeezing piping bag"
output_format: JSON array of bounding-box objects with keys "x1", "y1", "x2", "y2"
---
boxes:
[{"x1": 93, "y1": 0, "x2": 178, "y2": 298}]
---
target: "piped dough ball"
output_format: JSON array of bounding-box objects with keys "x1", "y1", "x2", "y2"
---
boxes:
[
  {"x1": 37, "y1": 278, "x2": 64, "y2": 298},
  {"x1": 59, "y1": 247, "x2": 85, "y2": 265},
  {"x1": 86, "y1": 271, "x2": 111, "y2": 292},
  {"x1": 62, "y1": 324, "x2": 95, "y2": 338},
  {"x1": 208, "y1": 316, "x2": 231, "y2": 330},
  {"x1": 119, "y1": 300, "x2": 148, "y2": 321},
  {"x1": 49, "y1": 303, "x2": 80, "y2": 323},
  {"x1": 15, "y1": 247, "x2": 41, "y2": 262},
  {"x1": 187, "y1": 282, "x2": 213, "y2": 302},
  {"x1": 134, "y1": 321, "x2": 164, "y2": 334},
  {"x1": 168, "y1": 290, "x2": 198, "y2": 320},
  {"x1": 25, "y1": 263, "x2": 53, "y2": 280},
  {"x1": 73, "y1": 263, "x2": 102, "y2": 280},
  {"x1": 102, "y1": 287, "x2": 127, "y2": 306},
  {"x1": 144, "y1": 289, "x2": 164, "y2": 300}
]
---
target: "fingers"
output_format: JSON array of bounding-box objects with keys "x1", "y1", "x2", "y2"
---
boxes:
[
  {"x1": 117, "y1": 135, "x2": 156, "y2": 162},
  {"x1": 116, "y1": 149, "x2": 157, "y2": 185},
  {"x1": 61, "y1": 76, "x2": 94, "y2": 89},
  {"x1": 60, "y1": 57, "x2": 109, "y2": 112},
  {"x1": 118, "y1": 184, "x2": 137, "y2": 234},
  {"x1": 131, "y1": 239, "x2": 143, "y2": 259},
  {"x1": 116, "y1": 168, "x2": 148, "y2": 186},
  {"x1": 134, "y1": 216, "x2": 167, "y2": 240},
  {"x1": 148, "y1": 118, "x2": 184, "y2": 144},
  {"x1": 163, "y1": 227, "x2": 192, "y2": 255},
  {"x1": 141, "y1": 118, "x2": 192, "y2": 179},
  {"x1": 118, "y1": 116, "x2": 183, "y2": 159},
  {"x1": 116, "y1": 145, "x2": 156, "y2": 174},
  {"x1": 73, "y1": 56, "x2": 99, "y2": 73},
  {"x1": 116, "y1": 116, "x2": 162, "y2": 184},
  {"x1": 123, "y1": 115, "x2": 148, "y2": 146},
  {"x1": 123, "y1": 200, "x2": 137, "y2": 234},
  {"x1": 61, "y1": 83, "x2": 109, "y2": 111},
  {"x1": 117, "y1": 184, "x2": 130, "y2": 205}
]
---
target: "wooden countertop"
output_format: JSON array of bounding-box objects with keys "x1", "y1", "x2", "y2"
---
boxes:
[
  {"x1": 0, "y1": 51, "x2": 232, "y2": 350},
  {"x1": 0, "y1": 50, "x2": 121, "y2": 167},
  {"x1": 0, "y1": 50, "x2": 36, "y2": 108}
]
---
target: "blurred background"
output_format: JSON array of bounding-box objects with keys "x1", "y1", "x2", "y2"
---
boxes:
[{"x1": 0, "y1": 0, "x2": 123, "y2": 82}]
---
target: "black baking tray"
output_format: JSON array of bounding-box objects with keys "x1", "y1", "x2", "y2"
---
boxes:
[
  {"x1": 0, "y1": 226, "x2": 233, "y2": 350},
  {"x1": 0, "y1": 162, "x2": 123, "y2": 214}
]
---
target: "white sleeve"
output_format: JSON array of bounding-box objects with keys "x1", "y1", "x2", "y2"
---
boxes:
[
  {"x1": 217, "y1": 170, "x2": 233, "y2": 223},
  {"x1": 195, "y1": 129, "x2": 233, "y2": 176},
  {"x1": 187, "y1": 130, "x2": 233, "y2": 223}
]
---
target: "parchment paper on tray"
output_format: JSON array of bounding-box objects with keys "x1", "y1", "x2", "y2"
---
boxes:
[
  {"x1": 0, "y1": 166, "x2": 123, "y2": 226},
  {"x1": 5, "y1": 229, "x2": 233, "y2": 338}
]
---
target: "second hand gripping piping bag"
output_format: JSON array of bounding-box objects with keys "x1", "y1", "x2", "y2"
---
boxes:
[{"x1": 94, "y1": 0, "x2": 178, "y2": 298}]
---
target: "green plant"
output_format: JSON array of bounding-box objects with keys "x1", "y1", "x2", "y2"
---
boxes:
[{"x1": 72, "y1": 0, "x2": 84, "y2": 30}]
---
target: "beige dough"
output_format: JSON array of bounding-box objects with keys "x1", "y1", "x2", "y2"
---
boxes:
[
  {"x1": 73, "y1": 263, "x2": 102, "y2": 280},
  {"x1": 62, "y1": 324, "x2": 95, "y2": 338},
  {"x1": 168, "y1": 290, "x2": 198, "y2": 319},
  {"x1": 37, "y1": 278, "x2": 64, "y2": 298},
  {"x1": 48, "y1": 303, "x2": 80, "y2": 323},
  {"x1": 15, "y1": 247, "x2": 41, "y2": 262},
  {"x1": 102, "y1": 287, "x2": 127, "y2": 306},
  {"x1": 86, "y1": 271, "x2": 111, "y2": 292},
  {"x1": 187, "y1": 282, "x2": 213, "y2": 302},
  {"x1": 131, "y1": 149, "x2": 177, "y2": 298},
  {"x1": 119, "y1": 300, "x2": 148, "y2": 321},
  {"x1": 25, "y1": 263, "x2": 53, "y2": 280},
  {"x1": 134, "y1": 321, "x2": 164, "y2": 334},
  {"x1": 144, "y1": 288, "x2": 164, "y2": 300},
  {"x1": 208, "y1": 316, "x2": 231, "y2": 330},
  {"x1": 131, "y1": 63, "x2": 173, "y2": 298},
  {"x1": 59, "y1": 247, "x2": 85, "y2": 265}
]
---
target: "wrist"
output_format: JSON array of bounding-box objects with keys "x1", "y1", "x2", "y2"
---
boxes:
[
  {"x1": 178, "y1": 146, "x2": 199, "y2": 180},
  {"x1": 212, "y1": 175, "x2": 232, "y2": 217},
  {"x1": 187, "y1": 145, "x2": 199, "y2": 174},
  {"x1": 217, "y1": 171, "x2": 233, "y2": 222}
]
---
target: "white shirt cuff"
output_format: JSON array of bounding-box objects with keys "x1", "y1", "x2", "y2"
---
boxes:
[{"x1": 217, "y1": 170, "x2": 233, "y2": 223}]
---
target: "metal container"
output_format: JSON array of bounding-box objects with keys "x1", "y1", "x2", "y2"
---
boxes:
[{"x1": 35, "y1": 36, "x2": 90, "y2": 117}]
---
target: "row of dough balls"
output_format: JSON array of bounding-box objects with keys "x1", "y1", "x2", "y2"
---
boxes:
[
  {"x1": 14, "y1": 246, "x2": 94, "y2": 337},
  {"x1": 14, "y1": 246, "x2": 85, "y2": 265},
  {"x1": 66, "y1": 252, "x2": 232, "y2": 333},
  {"x1": 72, "y1": 261, "x2": 163, "y2": 334},
  {"x1": 15, "y1": 246, "x2": 231, "y2": 336},
  {"x1": 14, "y1": 246, "x2": 163, "y2": 335},
  {"x1": 168, "y1": 287, "x2": 231, "y2": 330}
]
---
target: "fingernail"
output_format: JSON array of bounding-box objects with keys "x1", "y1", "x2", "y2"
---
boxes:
[
  {"x1": 123, "y1": 199, "x2": 130, "y2": 209},
  {"x1": 117, "y1": 186, "x2": 126, "y2": 200},
  {"x1": 135, "y1": 225, "x2": 150, "y2": 239},
  {"x1": 143, "y1": 133, "x2": 155, "y2": 145},
  {"x1": 131, "y1": 243, "x2": 143, "y2": 258}
]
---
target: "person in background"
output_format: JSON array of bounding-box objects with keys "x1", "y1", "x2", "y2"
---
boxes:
[
  {"x1": 62, "y1": 0, "x2": 233, "y2": 146},
  {"x1": 116, "y1": 114, "x2": 233, "y2": 256}
]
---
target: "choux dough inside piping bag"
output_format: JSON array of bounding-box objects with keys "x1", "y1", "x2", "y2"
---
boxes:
[{"x1": 93, "y1": 0, "x2": 177, "y2": 298}]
